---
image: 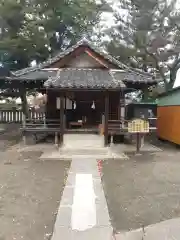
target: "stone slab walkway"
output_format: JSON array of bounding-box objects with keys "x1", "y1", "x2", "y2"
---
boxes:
[
  {"x1": 40, "y1": 134, "x2": 127, "y2": 161},
  {"x1": 51, "y1": 158, "x2": 113, "y2": 240},
  {"x1": 115, "y1": 218, "x2": 180, "y2": 240}
]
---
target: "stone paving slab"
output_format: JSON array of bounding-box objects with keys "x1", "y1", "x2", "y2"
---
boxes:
[
  {"x1": 51, "y1": 158, "x2": 113, "y2": 240},
  {"x1": 115, "y1": 218, "x2": 180, "y2": 240},
  {"x1": 40, "y1": 148, "x2": 127, "y2": 161},
  {"x1": 52, "y1": 226, "x2": 113, "y2": 240},
  {"x1": 144, "y1": 218, "x2": 180, "y2": 240},
  {"x1": 114, "y1": 229, "x2": 143, "y2": 240},
  {"x1": 63, "y1": 134, "x2": 104, "y2": 148}
]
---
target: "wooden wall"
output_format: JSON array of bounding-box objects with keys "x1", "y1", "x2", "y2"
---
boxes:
[
  {"x1": 46, "y1": 90, "x2": 120, "y2": 126},
  {"x1": 157, "y1": 106, "x2": 180, "y2": 145},
  {"x1": 46, "y1": 90, "x2": 60, "y2": 120},
  {"x1": 49, "y1": 46, "x2": 116, "y2": 69},
  {"x1": 65, "y1": 52, "x2": 102, "y2": 68}
]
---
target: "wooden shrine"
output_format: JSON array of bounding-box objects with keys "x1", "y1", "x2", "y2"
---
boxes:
[{"x1": 0, "y1": 39, "x2": 159, "y2": 146}]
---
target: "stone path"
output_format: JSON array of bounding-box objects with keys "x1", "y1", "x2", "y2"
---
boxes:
[
  {"x1": 51, "y1": 158, "x2": 113, "y2": 240},
  {"x1": 115, "y1": 218, "x2": 180, "y2": 239},
  {"x1": 40, "y1": 134, "x2": 127, "y2": 160}
]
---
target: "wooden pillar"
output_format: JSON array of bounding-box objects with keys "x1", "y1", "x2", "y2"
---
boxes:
[
  {"x1": 104, "y1": 91, "x2": 109, "y2": 147},
  {"x1": 118, "y1": 92, "x2": 121, "y2": 119},
  {"x1": 21, "y1": 89, "x2": 27, "y2": 144},
  {"x1": 21, "y1": 89, "x2": 28, "y2": 118},
  {"x1": 59, "y1": 94, "x2": 65, "y2": 146},
  {"x1": 120, "y1": 90, "x2": 125, "y2": 127}
]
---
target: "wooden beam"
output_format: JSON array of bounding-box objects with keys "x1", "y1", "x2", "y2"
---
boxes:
[
  {"x1": 85, "y1": 49, "x2": 109, "y2": 68},
  {"x1": 59, "y1": 94, "x2": 65, "y2": 146},
  {"x1": 104, "y1": 91, "x2": 109, "y2": 146}
]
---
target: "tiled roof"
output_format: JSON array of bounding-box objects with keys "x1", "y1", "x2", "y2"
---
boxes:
[
  {"x1": 111, "y1": 70, "x2": 159, "y2": 84},
  {"x1": 13, "y1": 38, "x2": 155, "y2": 82},
  {"x1": 16, "y1": 69, "x2": 58, "y2": 80},
  {"x1": 44, "y1": 68, "x2": 126, "y2": 89}
]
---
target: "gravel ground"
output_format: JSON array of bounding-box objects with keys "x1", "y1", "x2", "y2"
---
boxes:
[
  {"x1": 102, "y1": 141, "x2": 180, "y2": 232},
  {"x1": 0, "y1": 146, "x2": 70, "y2": 240}
]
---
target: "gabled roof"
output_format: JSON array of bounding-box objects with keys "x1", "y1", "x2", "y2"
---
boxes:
[
  {"x1": 15, "y1": 69, "x2": 58, "y2": 81},
  {"x1": 13, "y1": 38, "x2": 155, "y2": 81},
  {"x1": 44, "y1": 68, "x2": 126, "y2": 90}
]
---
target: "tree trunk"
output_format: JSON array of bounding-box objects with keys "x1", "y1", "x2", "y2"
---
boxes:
[{"x1": 168, "y1": 60, "x2": 180, "y2": 90}]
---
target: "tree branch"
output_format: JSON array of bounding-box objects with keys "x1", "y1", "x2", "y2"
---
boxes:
[
  {"x1": 145, "y1": 48, "x2": 167, "y2": 84},
  {"x1": 169, "y1": 57, "x2": 180, "y2": 88}
]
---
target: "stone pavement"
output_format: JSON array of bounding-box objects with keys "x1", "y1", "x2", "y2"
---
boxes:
[
  {"x1": 114, "y1": 218, "x2": 180, "y2": 239},
  {"x1": 51, "y1": 158, "x2": 113, "y2": 240},
  {"x1": 40, "y1": 134, "x2": 127, "y2": 160}
]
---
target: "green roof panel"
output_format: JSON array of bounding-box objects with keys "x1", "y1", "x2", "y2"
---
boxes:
[{"x1": 158, "y1": 88, "x2": 180, "y2": 106}]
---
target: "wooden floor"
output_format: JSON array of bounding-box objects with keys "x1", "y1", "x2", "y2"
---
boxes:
[
  {"x1": 66, "y1": 128, "x2": 99, "y2": 134},
  {"x1": 21, "y1": 126, "x2": 100, "y2": 134}
]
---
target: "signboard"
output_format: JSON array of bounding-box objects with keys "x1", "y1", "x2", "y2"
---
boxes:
[{"x1": 128, "y1": 119, "x2": 149, "y2": 133}]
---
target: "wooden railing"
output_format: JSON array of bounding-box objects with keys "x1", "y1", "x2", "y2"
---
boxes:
[
  {"x1": 0, "y1": 109, "x2": 45, "y2": 123},
  {"x1": 108, "y1": 120, "x2": 128, "y2": 134}
]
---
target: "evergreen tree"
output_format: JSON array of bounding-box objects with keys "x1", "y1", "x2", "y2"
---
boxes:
[{"x1": 0, "y1": 0, "x2": 101, "y2": 70}]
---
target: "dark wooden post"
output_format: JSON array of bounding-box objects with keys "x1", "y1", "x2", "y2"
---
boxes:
[
  {"x1": 104, "y1": 91, "x2": 109, "y2": 147},
  {"x1": 21, "y1": 89, "x2": 27, "y2": 144},
  {"x1": 136, "y1": 132, "x2": 141, "y2": 154},
  {"x1": 118, "y1": 92, "x2": 121, "y2": 119},
  {"x1": 120, "y1": 91, "x2": 125, "y2": 118},
  {"x1": 21, "y1": 89, "x2": 28, "y2": 118},
  {"x1": 59, "y1": 94, "x2": 65, "y2": 146}
]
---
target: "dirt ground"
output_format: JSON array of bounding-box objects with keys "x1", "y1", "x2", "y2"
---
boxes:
[
  {"x1": 102, "y1": 140, "x2": 180, "y2": 232},
  {"x1": 0, "y1": 124, "x2": 22, "y2": 151},
  {"x1": 0, "y1": 127, "x2": 70, "y2": 240}
]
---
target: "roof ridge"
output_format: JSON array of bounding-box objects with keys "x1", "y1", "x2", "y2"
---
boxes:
[
  {"x1": 13, "y1": 39, "x2": 90, "y2": 76},
  {"x1": 13, "y1": 38, "x2": 154, "y2": 79}
]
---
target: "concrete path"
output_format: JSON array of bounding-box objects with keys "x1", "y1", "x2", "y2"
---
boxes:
[
  {"x1": 114, "y1": 218, "x2": 180, "y2": 240},
  {"x1": 51, "y1": 158, "x2": 113, "y2": 240}
]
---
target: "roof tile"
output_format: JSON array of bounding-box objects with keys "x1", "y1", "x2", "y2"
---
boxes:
[{"x1": 44, "y1": 68, "x2": 126, "y2": 89}]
